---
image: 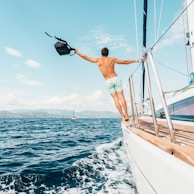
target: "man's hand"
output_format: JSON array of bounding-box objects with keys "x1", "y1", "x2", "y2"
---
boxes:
[
  {"x1": 136, "y1": 57, "x2": 144, "y2": 63},
  {"x1": 75, "y1": 49, "x2": 78, "y2": 54}
]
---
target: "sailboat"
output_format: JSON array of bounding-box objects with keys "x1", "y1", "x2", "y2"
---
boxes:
[
  {"x1": 72, "y1": 110, "x2": 77, "y2": 120},
  {"x1": 122, "y1": 0, "x2": 194, "y2": 193}
]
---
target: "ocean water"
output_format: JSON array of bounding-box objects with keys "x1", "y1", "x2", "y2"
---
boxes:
[{"x1": 0, "y1": 118, "x2": 137, "y2": 194}]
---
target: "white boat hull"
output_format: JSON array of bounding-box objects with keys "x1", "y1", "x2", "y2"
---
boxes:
[{"x1": 122, "y1": 123, "x2": 194, "y2": 194}]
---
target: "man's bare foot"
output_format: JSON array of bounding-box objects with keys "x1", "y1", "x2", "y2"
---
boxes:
[
  {"x1": 124, "y1": 116, "x2": 129, "y2": 121},
  {"x1": 122, "y1": 117, "x2": 126, "y2": 121}
]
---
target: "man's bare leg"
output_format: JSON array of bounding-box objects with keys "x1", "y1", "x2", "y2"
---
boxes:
[
  {"x1": 111, "y1": 92, "x2": 125, "y2": 120},
  {"x1": 117, "y1": 91, "x2": 129, "y2": 121}
]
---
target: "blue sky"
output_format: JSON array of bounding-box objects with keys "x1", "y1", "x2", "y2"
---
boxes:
[{"x1": 0, "y1": 0, "x2": 192, "y2": 112}]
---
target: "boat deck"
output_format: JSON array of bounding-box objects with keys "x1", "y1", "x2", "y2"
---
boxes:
[{"x1": 130, "y1": 116, "x2": 194, "y2": 166}]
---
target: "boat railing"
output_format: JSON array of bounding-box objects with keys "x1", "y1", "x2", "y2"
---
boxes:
[
  {"x1": 129, "y1": 49, "x2": 175, "y2": 142},
  {"x1": 129, "y1": 76, "x2": 140, "y2": 128}
]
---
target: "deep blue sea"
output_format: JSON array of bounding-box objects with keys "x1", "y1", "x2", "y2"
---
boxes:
[{"x1": 0, "y1": 118, "x2": 137, "y2": 194}]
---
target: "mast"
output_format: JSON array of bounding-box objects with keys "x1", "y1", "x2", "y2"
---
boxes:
[
  {"x1": 142, "y1": 0, "x2": 148, "y2": 108},
  {"x1": 187, "y1": 0, "x2": 194, "y2": 83}
]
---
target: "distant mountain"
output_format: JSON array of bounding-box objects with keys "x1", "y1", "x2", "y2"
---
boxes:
[{"x1": 0, "y1": 109, "x2": 119, "y2": 118}]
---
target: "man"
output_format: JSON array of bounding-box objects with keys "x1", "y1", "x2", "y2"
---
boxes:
[{"x1": 75, "y1": 47, "x2": 140, "y2": 121}]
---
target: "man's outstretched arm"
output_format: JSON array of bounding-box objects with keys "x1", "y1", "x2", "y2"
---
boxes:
[
  {"x1": 115, "y1": 58, "x2": 141, "y2": 64},
  {"x1": 75, "y1": 49, "x2": 98, "y2": 63}
]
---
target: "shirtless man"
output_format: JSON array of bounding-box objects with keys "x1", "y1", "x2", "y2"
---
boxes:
[{"x1": 75, "y1": 47, "x2": 140, "y2": 121}]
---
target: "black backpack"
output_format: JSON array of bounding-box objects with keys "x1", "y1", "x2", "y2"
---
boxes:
[
  {"x1": 54, "y1": 40, "x2": 75, "y2": 55},
  {"x1": 45, "y1": 32, "x2": 75, "y2": 56}
]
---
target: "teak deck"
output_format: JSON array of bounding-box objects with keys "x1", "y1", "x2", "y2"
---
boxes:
[{"x1": 129, "y1": 116, "x2": 194, "y2": 166}]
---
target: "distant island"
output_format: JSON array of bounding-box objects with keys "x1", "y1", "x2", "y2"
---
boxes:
[{"x1": 0, "y1": 109, "x2": 120, "y2": 118}]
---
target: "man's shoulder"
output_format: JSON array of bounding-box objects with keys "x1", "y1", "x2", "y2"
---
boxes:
[
  {"x1": 98, "y1": 57, "x2": 116, "y2": 63},
  {"x1": 105, "y1": 57, "x2": 117, "y2": 61}
]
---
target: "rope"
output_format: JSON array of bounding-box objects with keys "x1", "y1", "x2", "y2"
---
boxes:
[{"x1": 164, "y1": 84, "x2": 194, "y2": 95}]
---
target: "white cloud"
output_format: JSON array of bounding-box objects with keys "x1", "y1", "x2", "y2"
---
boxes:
[
  {"x1": 28, "y1": 90, "x2": 106, "y2": 110},
  {"x1": 16, "y1": 74, "x2": 43, "y2": 87},
  {"x1": 0, "y1": 92, "x2": 17, "y2": 105},
  {"x1": 25, "y1": 59, "x2": 41, "y2": 68},
  {"x1": 83, "y1": 90, "x2": 103, "y2": 104},
  {"x1": 0, "y1": 89, "x2": 116, "y2": 111},
  {"x1": 4, "y1": 47, "x2": 22, "y2": 57},
  {"x1": 30, "y1": 91, "x2": 110, "y2": 110},
  {"x1": 81, "y1": 26, "x2": 133, "y2": 53}
]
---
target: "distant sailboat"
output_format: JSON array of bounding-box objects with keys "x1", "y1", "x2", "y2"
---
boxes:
[{"x1": 72, "y1": 110, "x2": 77, "y2": 120}]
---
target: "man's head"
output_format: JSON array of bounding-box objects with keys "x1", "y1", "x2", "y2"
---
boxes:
[{"x1": 101, "y1": 47, "x2": 109, "y2": 56}]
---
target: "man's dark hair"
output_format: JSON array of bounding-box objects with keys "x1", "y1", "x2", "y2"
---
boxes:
[{"x1": 101, "y1": 47, "x2": 109, "y2": 56}]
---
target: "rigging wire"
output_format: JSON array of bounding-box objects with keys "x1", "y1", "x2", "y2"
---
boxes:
[
  {"x1": 180, "y1": 0, "x2": 190, "y2": 84},
  {"x1": 157, "y1": 0, "x2": 164, "y2": 41},
  {"x1": 154, "y1": 0, "x2": 157, "y2": 44},
  {"x1": 150, "y1": 0, "x2": 194, "y2": 51},
  {"x1": 156, "y1": 60, "x2": 188, "y2": 77},
  {"x1": 133, "y1": 0, "x2": 139, "y2": 57},
  {"x1": 132, "y1": 0, "x2": 142, "y2": 102},
  {"x1": 131, "y1": 61, "x2": 142, "y2": 77}
]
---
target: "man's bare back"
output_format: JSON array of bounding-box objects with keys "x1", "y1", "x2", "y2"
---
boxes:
[{"x1": 96, "y1": 57, "x2": 117, "y2": 79}]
